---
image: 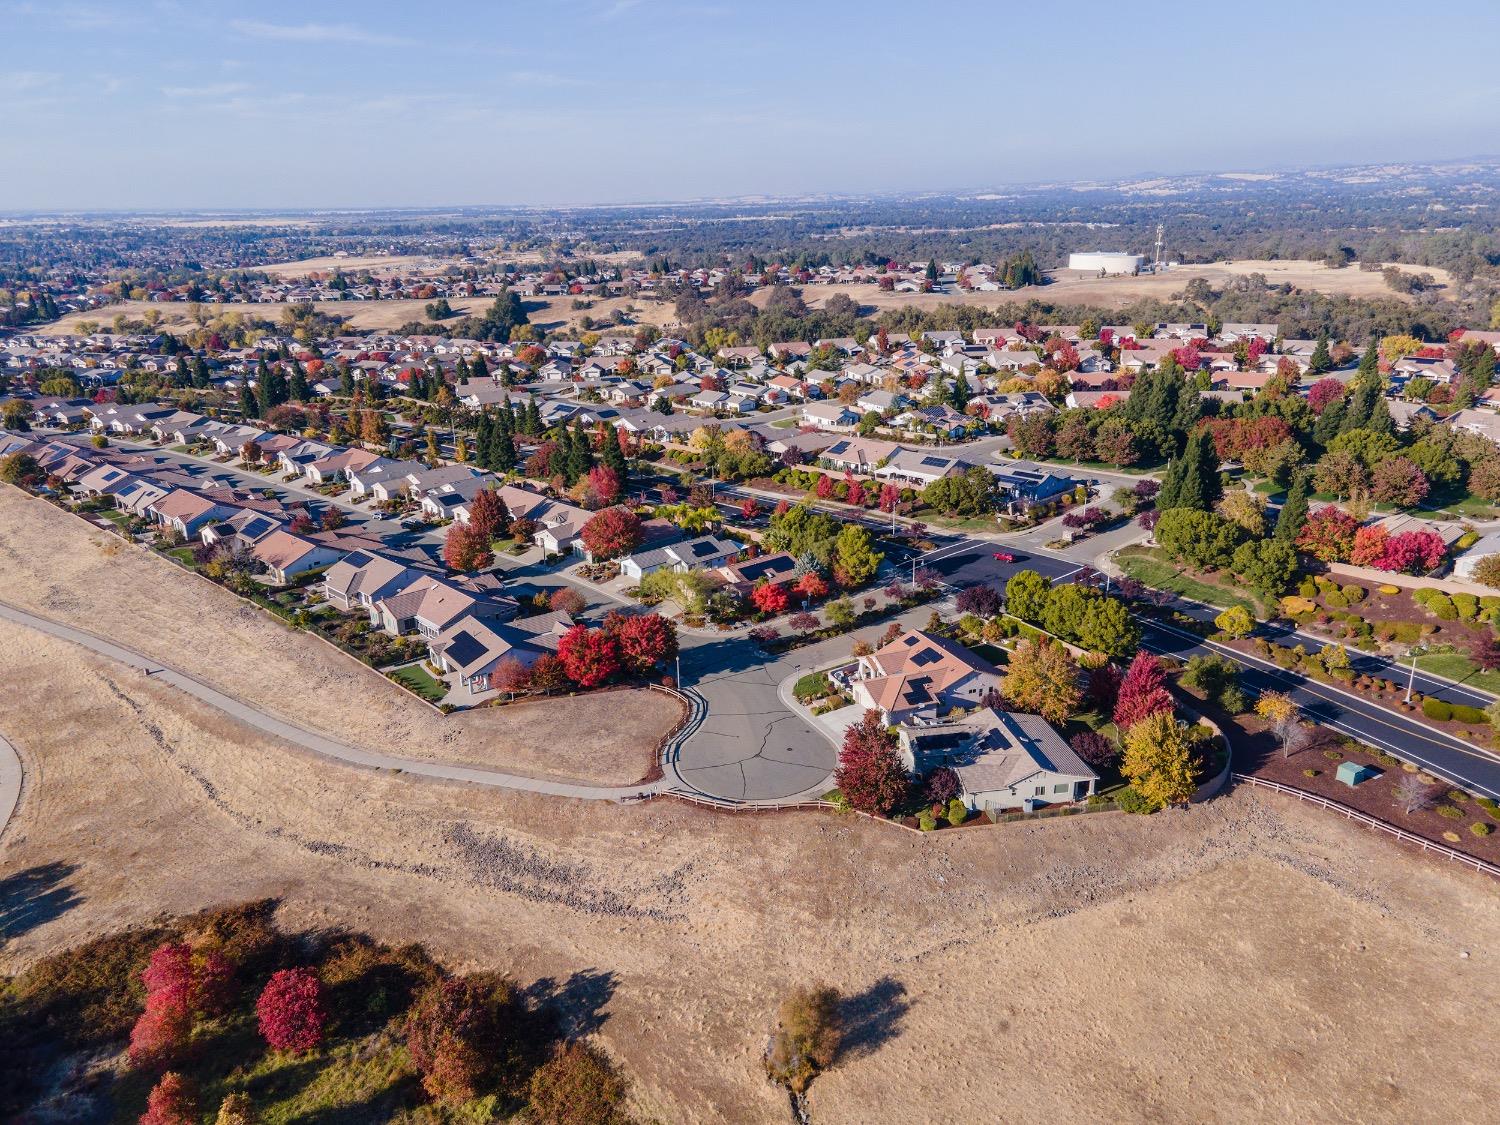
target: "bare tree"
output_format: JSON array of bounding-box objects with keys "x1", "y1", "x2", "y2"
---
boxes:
[
  {"x1": 1273, "y1": 716, "x2": 1310, "y2": 760},
  {"x1": 1393, "y1": 773, "x2": 1436, "y2": 815}
]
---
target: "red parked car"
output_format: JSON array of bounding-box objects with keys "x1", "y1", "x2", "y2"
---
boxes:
[{"x1": 992, "y1": 551, "x2": 1014, "y2": 563}]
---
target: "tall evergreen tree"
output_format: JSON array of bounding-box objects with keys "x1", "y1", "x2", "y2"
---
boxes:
[
  {"x1": 288, "y1": 360, "x2": 309, "y2": 402},
  {"x1": 602, "y1": 422, "x2": 627, "y2": 479},
  {"x1": 523, "y1": 396, "x2": 541, "y2": 436},
  {"x1": 1307, "y1": 333, "x2": 1332, "y2": 376},
  {"x1": 1157, "y1": 428, "x2": 1221, "y2": 512},
  {"x1": 495, "y1": 403, "x2": 516, "y2": 471},
  {"x1": 238, "y1": 382, "x2": 257, "y2": 419},
  {"x1": 470, "y1": 353, "x2": 489, "y2": 380},
  {"x1": 1274, "y1": 471, "x2": 1311, "y2": 544},
  {"x1": 339, "y1": 365, "x2": 356, "y2": 397},
  {"x1": 475, "y1": 412, "x2": 494, "y2": 469},
  {"x1": 192, "y1": 356, "x2": 210, "y2": 389}
]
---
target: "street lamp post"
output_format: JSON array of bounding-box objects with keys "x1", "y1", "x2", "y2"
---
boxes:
[{"x1": 1405, "y1": 646, "x2": 1420, "y2": 703}]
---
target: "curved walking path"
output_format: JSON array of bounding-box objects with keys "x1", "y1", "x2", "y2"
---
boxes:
[
  {"x1": 0, "y1": 600, "x2": 670, "y2": 803},
  {"x1": 0, "y1": 730, "x2": 22, "y2": 842}
]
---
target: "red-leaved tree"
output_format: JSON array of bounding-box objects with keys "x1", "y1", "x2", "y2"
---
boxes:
[
  {"x1": 752, "y1": 582, "x2": 791, "y2": 615},
  {"x1": 466, "y1": 488, "x2": 510, "y2": 543},
  {"x1": 1307, "y1": 377, "x2": 1346, "y2": 414},
  {"x1": 128, "y1": 994, "x2": 193, "y2": 1071},
  {"x1": 586, "y1": 464, "x2": 621, "y2": 507},
  {"x1": 443, "y1": 522, "x2": 493, "y2": 572},
  {"x1": 834, "y1": 710, "x2": 910, "y2": 816},
  {"x1": 795, "y1": 572, "x2": 829, "y2": 601},
  {"x1": 140, "y1": 1071, "x2": 198, "y2": 1125},
  {"x1": 256, "y1": 968, "x2": 327, "y2": 1053},
  {"x1": 579, "y1": 506, "x2": 644, "y2": 560},
  {"x1": 557, "y1": 625, "x2": 621, "y2": 687},
  {"x1": 1112, "y1": 652, "x2": 1174, "y2": 729},
  {"x1": 1296, "y1": 507, "x2": 1359, "y2": 563},
  {"x1": 1377, "y1": 530, "x2": 1445, "y2": 574},
  {"x1": 490, "y1": 656, "x2": 532, "y2": 696},
  {"x1": 607, "y1": 612, "x2": 678, "y2": 674},
  {"x1": 1349, "y1": 523, "x2": 1389, "y2": 568}
]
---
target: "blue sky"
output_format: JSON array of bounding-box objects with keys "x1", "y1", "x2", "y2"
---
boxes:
[{"x1": 3, "y1": 0, "x2": 1498, "y2": 211}]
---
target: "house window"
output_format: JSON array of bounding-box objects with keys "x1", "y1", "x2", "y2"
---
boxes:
[
  {"x1": 1034, "y1": 786, "x2": 1045, "y2": 797},
  {"x1": 1053, "y1": 783, "x2": 1069, "y2": 794}
]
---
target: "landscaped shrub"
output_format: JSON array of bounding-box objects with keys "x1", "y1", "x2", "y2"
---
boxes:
[
  {"x1": 946, "y1": 798, "x2": 967, "y2": 827},
  {"x1": 1280, "y1": 595, "x2": 1317, "y2": 617},
  {"x1": 1298, "y1": 578, "x2": 1317, "y2": 598},
  {"x1": 1341, "y1": 584, "x2": 1366, "y2": 602},
  {"x1": 1454, "y1": 593, "x2": 1479, "y2": 620},
  {"x1": 1303, "y1": 768, "x2": 1320, "y2": 777},
  {"x1": 1438, "y1": 804, "x2": 1465, "y2": 819},
  {"x1": 1472, "y1": 822, "x2": 1493, "y2": 836},
  {"x1": 1477, "y1": 796, "x2": 1500, "y2": 815},
  {"x1": 1391, "y1": 621, "x2": 1422, "y2": 644},
  {"x1": 1379, "y1": 584, "x2": 1401, "y2": 595},
  {"x1": 1422, "y1": 698, "x2": 1454, "y2": 721},
  {"x1": 1452, "y1": 704, "x2": 1488, "y2": 725},
  {"x1": 1430, "y1": 596, "x2": 1458, "y2": 620},
  {"x1": 1323, "y1": 749, "x2": 1343, "y2": 760},
  {"x1": 917, "y1": 811, "x2": 937, "y2": 831},
  {"x1": 1115, "y1": 786, "x2": 1154, "y2": 815}
]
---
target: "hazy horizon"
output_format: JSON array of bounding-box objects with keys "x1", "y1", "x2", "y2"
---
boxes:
[{"x1": 4, "y1": 0, "x2": 1498, "y2": 211}]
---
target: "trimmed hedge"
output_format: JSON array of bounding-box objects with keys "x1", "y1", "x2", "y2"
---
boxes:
[{"x1": 1422, "y1": 698, "x2": 1453, "y2": 721}]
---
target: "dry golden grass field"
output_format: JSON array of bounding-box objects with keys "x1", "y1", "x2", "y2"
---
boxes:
[
  {"x1": 0, "y1": 489, "x2": 667, "y2": 785},
  {"x1": 772, "y1": 259, "x2": 1456, "y2": 317},
  {"x1": 2, "y1": 486, "x2": 1500, "y2": 1122}
]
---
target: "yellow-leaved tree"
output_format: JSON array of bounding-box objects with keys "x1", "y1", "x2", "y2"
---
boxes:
[{"x1": 1121, "y1": 711, "x2": 1199, "y2": 810}]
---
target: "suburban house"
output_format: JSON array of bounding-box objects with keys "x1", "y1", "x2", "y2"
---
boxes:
[
  {"x1": 717, "y1": 551, "x2": 797, "y2": 594},
  {"x1": 302, "y1": 446, "x2": 381, "y2": 485},
  {"x1": 800, "y1": 401, "x2": 860, "y2": 431},
  {"x1": 323, "y1": 550, "x2": 431, "y2": 613},
  {"x1": 249, "y1": 530, "x2": 345, "y2": 585},
  {"x1": 899, "y1": 707, "x2": 1097, "y2": 811},
  {"x1": 347, "y1": 457, "x2": 427, "y2": 499},
  {"x1": 987, "y1": 465, "x2": 1079, "y2": 510},
  {"x1": 849, "y1": 630, "x2": 1002, "y2": 726},
  {"x1": 819, "y1": 436, "x2": 900, "y2": 474},
  {"x1": 619, "y1": 534, "x2": 742, "y2": 580},
  {"x1": 873, "y1": 448, "x2": 966, "y2": 487},
  {"x1": 427, "y1": 614, "x2": 562, "y2": 697},
  {"x1": 146, "y1": 488, "x2": 239, "y2": 539}
]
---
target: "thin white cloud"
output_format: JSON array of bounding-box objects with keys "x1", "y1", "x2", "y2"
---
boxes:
[
  {"x1": 0, "y1": 70, "x2": 61, "y2": 92},
  {"x1": 161, "y1": 82, "x2": 248, "y2": 98},
  {"x1": 229, "y1": 19, "x2": 406, "y2": 48}
]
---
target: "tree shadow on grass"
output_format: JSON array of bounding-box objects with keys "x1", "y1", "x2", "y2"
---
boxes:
[
  {"x1": 0, "y1": 861, "x2": 81, "y2": 942},
  {"x1": 838, "y1": 975, "x2": 911, "y2": 1063}
]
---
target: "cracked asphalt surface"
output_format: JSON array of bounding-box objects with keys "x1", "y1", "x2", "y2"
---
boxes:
[{"x1": 675, "y1": 603, "x2": 949, "y2": 802}]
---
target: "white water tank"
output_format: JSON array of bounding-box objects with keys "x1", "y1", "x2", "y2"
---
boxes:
[{"x1": 1067, "y1": 251, "x2": 1144, "y2": 275}]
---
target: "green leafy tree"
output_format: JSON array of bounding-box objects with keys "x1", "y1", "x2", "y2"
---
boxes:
[{"x1": 1004, "y1": 569, "x2": 1051, "y2": 624}]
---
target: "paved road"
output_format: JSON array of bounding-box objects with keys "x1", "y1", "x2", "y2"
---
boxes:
[
  {"x1": 0, "y1": 730, "x2": 21, "y2": 842},
  {"x1": 930, "y1": 542, "x2": 1500, "y2": 799},
  {"x1": 0, "y1": 599, "x2": 665, "y2": 803}
]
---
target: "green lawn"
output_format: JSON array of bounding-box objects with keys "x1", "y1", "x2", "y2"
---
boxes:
[
  {"x1": 1115, "y1": 546, "x2": 1261, "y2": 615},
  {"x1": 770, "y1": 417, "x2": 798, "y2": 429},
  {"x1": 388, "y1": 663, "x2": 446, "y2": 702},
  {"x1": 1416, "y1": 494, "x2": 1499, "y2": 520},
  {"x1": 793, "y1": 670, "x2": 832, "y2": 702},
  {"x1": 1413, "y1": 652, "x2": 1500, "y2": 695}
]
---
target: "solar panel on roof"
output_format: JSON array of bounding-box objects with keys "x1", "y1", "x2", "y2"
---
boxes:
[{"x1": 910, "y1": 649, "x2": 939, "y2": 667}]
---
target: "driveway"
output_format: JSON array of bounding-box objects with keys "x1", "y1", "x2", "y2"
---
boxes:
[{"x1": 673, "y1": 599, "x2": 953, "y2": 803}]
